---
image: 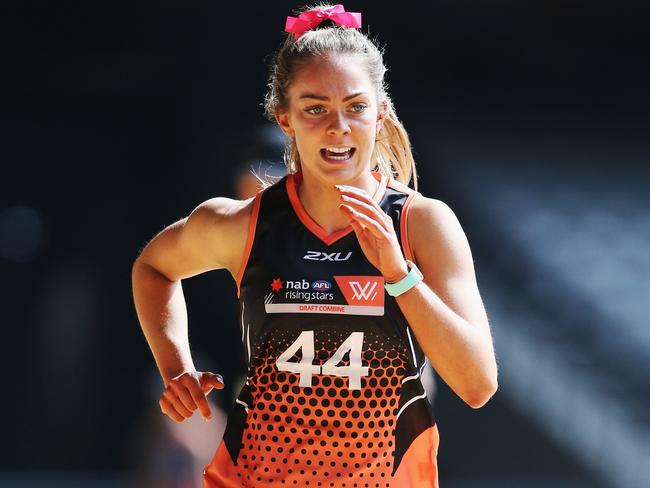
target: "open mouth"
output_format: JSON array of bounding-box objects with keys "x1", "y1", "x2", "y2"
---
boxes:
[{"x1": 320, "y1": 147, "x2": 356, "y2": 163}]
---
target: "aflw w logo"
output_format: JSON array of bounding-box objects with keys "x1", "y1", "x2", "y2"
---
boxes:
[
  {"x1": 349, "y1": 280, "x2": 378, "y2": 301},
  {"x1": 334, "y1": 276, "x2": 384, "y2": 307}
]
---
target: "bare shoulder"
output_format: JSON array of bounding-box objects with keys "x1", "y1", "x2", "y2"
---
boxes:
[
  {"x1": 407, "y1": 194, "x2": 458, "y2": 230},
  {"x1": 136, "y1": 195, "x2": 255, "y2": 282},
  {"x1": 190, "y1": 196, "x2": 254, "y2": 233},
  {"x1": 406, "y1": 195, "x2": 476, "y2": 281},
  {"x1": 185, "y1": 196, "x2": 255, "y2": 275}
]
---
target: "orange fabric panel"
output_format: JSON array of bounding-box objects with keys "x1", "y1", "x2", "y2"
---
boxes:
[
  {"x1": 236, "y1": 191, "x2": 263, "y2": 298},
  {"x1": 203, "y1": 442, "x2": 240, "y2": 488},
  {"x1": 203, "y1": 424, "x2": 440, "y2": 487},
  {"x1": 399, "y1": 191, "x2": 417, "y2": 262},
  {"x1": 393, "y1": 424, "x2": 440, "y2": 488}
]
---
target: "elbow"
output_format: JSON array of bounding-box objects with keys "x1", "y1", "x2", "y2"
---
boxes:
[
  {"x1": 465, "y1": 379, "x2": 499, "y2": 409},
  {"x1": 132, "y1": 256, "x2": 158, "y2": 281},
  {"x1": 131, "y1": 256, "x2": 146, "y2": 277}
]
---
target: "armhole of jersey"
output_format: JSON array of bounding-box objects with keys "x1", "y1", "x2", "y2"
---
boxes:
[
  {"x1": 400, "y1": 192, "x2": 418, "y2": 262},
  {"x1": 235, "y1": 191, "x2": 263, "y2": 298}
]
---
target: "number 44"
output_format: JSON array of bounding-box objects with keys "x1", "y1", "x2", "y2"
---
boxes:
[{"x1": 276, "y1": 331, "x2": 370, "y2": 390}]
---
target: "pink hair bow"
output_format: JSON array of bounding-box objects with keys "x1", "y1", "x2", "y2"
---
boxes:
[{"x1": 285, "y1": 4, "x2": 362, "y2": 40}]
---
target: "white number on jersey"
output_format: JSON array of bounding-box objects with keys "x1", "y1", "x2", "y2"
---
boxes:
[
  {"x1": 275, "y1": 330, "x2": 321, "y2": 387},
  {"x1": 276, "y1": 331, "x2": 369, "y2": 390}
]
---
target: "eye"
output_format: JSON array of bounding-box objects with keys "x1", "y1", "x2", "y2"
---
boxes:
[
  {"x1": 305, "y1": 106, "x2": 325, "y2": 115},
  {"x1": 351, "y1": 103, "x2": 368, "y2": 113}
]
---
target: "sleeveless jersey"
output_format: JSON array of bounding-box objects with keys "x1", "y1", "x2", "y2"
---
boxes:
[{"x1": 204, "y1": 172, "x2": 440, "y2": 487}]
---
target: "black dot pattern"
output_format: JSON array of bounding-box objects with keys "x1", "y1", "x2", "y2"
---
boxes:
[{"x1": 234, "y1": 327, "x2": 409, "y2": 486}]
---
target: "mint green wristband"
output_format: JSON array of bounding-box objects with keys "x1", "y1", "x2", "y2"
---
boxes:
[{"x1": 384, "y1": 260, "x2": 423, "y2": 297}]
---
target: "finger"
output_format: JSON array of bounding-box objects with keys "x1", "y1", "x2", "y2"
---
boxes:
[
  {"x1": 201, "y1": 372, "x2": 225, "y2": 392},
  {"x1": 336, "y1": 185, "x2": 386, "y2": 214},
  {"x1": 159, "y1": 396, "x2": 185, "y2": 423},
  {"x1": 348, "y1": 218, "x2": 373, "y2": 246},
  {"x1": 188, "y1": 385, "x2": 212, "y2": 420},
  {"x1": 340, "y1": 204, "x2": 387, "y2": 239},
  {"x1": 340, "y1": 204, "x2": 367, "y2": 232},
  {"x1": 339, "y1": 194, "x2": 391, "y2": 231},
  {"x1": 163, "y1": 389, "x2": 194, "y2": 418},
  {"x1": 170, "y1": 381, "x2": 199, "y2": 413},
  {"x1": 335, "y1": 184, "x2": 372, "y2": 199},
  {"x1": 336, "y1": 185, "x2": 393, "y2": 229},
  {"x1": 195, "y1": 373, "x2": 225, "y2": 421},
  {"x1": 347, "y1": 216, "x2": 366, "y2": 234}
]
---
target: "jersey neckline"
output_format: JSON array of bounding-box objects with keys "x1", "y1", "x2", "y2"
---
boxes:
[{"x1": 285, "y1": 171, "x2": 389, "y2": 246}]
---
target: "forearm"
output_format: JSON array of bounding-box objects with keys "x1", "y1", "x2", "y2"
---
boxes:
[
  {"x1": 131, "y1": 259, "x2": 196, "y2": 385},
  {"x1": 395, "y1": 281, "x2": 498, "y2": 407}
]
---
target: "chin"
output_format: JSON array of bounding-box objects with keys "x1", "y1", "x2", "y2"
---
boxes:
[{"x1": 313, "y1": 164, "x2": 368, "y2": 186}]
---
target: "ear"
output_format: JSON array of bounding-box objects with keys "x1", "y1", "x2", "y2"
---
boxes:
[
  {"x1": 376, "y1": 99, "x2": 388, "y2": 134},
  {"x1": 275, "y1": 107, "x2": 295, "y2": 138}
]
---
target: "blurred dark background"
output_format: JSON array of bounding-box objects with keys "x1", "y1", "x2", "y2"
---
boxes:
[{"x1": 1, "y1": 1, "x2": 648, "y2": 487}]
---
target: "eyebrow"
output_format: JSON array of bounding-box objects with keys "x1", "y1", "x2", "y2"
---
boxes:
[{"x1": 298, "y1": 92, "x2": 368, "y2": 102}]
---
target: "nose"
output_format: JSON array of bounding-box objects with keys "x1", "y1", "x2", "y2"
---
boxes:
[{"x1": 326, "y1": 110, "x2": 351, "y2": 136}]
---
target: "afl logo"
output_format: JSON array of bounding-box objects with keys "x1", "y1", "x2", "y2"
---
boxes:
[{"x1": 311, "y1": 280, "x2": 332, "y2": 291}]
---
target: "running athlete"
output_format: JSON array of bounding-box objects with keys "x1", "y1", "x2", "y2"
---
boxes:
[{"x1": 132, "y1": 4, "x2": 498, "y2": 487}]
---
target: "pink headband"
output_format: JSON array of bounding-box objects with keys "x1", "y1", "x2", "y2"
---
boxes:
[{"x1": 284, "y1": 4, "x2": 362, "y2": 40}]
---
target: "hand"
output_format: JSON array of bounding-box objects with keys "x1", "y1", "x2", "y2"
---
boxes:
[
  {"x1": 336, "y1": 184, "x2": 408, "y2": 282},
  {"x1": 159, "y1": 371, "x2": 224, "y2": 423}
]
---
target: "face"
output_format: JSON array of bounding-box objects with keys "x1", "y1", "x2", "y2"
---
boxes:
[{"x1": 275, "y1": 53, "x2": 386, "y2": 187}]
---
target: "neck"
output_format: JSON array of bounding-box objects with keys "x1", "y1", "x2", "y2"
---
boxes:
[{"x1": 297, "y1": 171, "x2": 380, "y2": 234}]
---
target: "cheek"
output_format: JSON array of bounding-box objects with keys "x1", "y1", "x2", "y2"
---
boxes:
[
  {"x1": 356, "y1": 117, "x2": 379, "y2": 143},
  {"x1": 357, "y1": 110, "x2": 379, "y2": 129},
  {"x1": 293, "y1": 115, "x2": 322, "y2": 134}
]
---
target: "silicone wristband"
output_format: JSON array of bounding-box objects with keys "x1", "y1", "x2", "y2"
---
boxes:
[{"x1": 384, "y1": 260, "x2": 423, "y2": 297}]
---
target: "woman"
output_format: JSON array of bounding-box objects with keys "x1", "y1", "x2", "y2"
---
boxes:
[{"x1": 132, "y1": 4, "x2": 498, "y2": 487}]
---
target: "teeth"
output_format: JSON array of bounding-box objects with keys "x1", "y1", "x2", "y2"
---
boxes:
[{"x1": 325, "y1": 147, "x2": 351, "y2": 153}]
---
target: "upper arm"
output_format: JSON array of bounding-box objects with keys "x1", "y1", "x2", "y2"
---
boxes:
[
  {"x1": 135, "y1": 197, "x2": 252, "y2": 281},
  {"x1": 408, "y1": 196, "x2": 492, "y2": 337}
]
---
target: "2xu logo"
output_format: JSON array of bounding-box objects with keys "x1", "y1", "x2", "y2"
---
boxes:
[{"x1": 303, "y1": 251, "x2": 352, "y2": 261}]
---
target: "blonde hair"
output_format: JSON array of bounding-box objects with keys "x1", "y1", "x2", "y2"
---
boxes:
[{"x1": 263, "y1": 3, "x2": 418, "y2": 190}]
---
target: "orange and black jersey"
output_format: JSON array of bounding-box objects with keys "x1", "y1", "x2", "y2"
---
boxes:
[{"x1": 204, "y1": 172, "x2": 440, "y2": 487}]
